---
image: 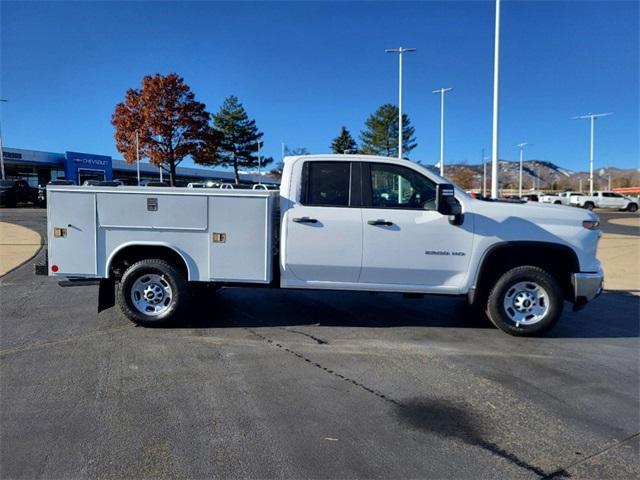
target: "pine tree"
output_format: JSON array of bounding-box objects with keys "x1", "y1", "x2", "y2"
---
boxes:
[
  {"x1": 209, "y1": 95, "x2": 271, "y2": 184},
  {"x1": 330, "y1": 126, "x2": 358, "y2": 154},
  {"x1": 360, "y1": 104, "x2": 417, "y2": 158}
]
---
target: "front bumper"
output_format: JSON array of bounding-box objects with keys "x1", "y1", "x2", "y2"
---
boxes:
[{"x1": 572, "y1": 269, "x2": 604, "y2": 309}]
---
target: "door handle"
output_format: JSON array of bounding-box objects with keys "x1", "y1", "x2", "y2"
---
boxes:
[
  {"x1": 368, "y1": 219, "x2": 393, "y2": 226},
  {"x1": 293, "y1": 217, "x2": 318, "y2": 224}
]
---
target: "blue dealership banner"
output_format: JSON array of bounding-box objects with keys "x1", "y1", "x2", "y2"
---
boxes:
[{"x1": 64, "y1": 151, "x2": 113, "y2": 184}]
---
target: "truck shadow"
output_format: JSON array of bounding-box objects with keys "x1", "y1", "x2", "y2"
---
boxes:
[
  {"x1": 395, "y1": 397, "x2": 570, "y2": 479},
  {"x1": 178, "y1": 287, "x2": 639, "y2": 339}
]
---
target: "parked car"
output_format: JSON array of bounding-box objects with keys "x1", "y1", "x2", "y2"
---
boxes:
[
  {"x1": 573, "y1": 191, "x2": 638, "y2": 212},
  {"x1": 540, "y1": 191, "x2": 584, "y2": 205},
  {"x1": 0, "y1": 179, "x2": 38, "y2": 207},
  {"x1": 140, "y1": 180, "x2": 169, "y2": 187},
  {"x1": 37, "y1": 179, "x2": 74, "y2": 207},
  {"x1": 43, "y1": 154, "x2": 603, "y2": 337},
  {"x1": 83, "y1": 180, "x2": 122, "y2": 187},
  {"x1": 521, "y1": 194, "x2": 540, "y2": 202}
]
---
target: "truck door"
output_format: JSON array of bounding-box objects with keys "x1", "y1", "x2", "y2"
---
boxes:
[
  {"x1": 283, "y1": 161, "x2": 363, "y2": 283},
  {"x1": 359, "y1": 162, "x2": 473, "y2": 289}
]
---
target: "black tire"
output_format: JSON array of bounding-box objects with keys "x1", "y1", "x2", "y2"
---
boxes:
[
  {"x1": 486, "y1": 266, "x2": 564, "y2": 336},
  {"x1": 554, "y1": 200, "x2": 561, "y2": 205},
  {"x1": 116, "y1": 258, "x2": 189, "y2": 326},
  {"x1": 584, "y1": 202, "x2": 595, "y2": 211},
  {"x1": 627, "y1": 203, "x2": 638, "y2": 213}
]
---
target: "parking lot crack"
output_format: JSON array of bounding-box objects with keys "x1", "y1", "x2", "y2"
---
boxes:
[
  {"x1": 245, "y1": 328, "x2": 399, "y2": 406},
  {"x1": 277, "y1": 327, "x2": 328, "y2": 345},
  {"x1": 247, "y1": 327, "x2": 576, "y2": 479},
  {"x1": 541, "y1": 432, "x2": 640, "y2": 479},
  {"x1": 0, "y1": 326, "x2": 131, "y2": 357}
]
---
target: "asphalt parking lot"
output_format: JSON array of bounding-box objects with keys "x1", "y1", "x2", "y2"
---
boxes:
[{"x1": 1, "y1": 208, "x2": 638, "y2": 479}]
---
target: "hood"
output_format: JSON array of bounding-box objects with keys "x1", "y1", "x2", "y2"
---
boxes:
[{"x1": 467, "y1": 197, "x2": 598, "y2": 224}]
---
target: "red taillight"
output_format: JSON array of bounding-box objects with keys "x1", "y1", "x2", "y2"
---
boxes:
[{"x1": 51, "y1": 265, "x2": 59, "y2": 272}]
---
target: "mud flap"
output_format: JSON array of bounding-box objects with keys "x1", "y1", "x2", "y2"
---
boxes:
[{"x1": 98, "y1": 278, "x2": 115, "y2": 313}]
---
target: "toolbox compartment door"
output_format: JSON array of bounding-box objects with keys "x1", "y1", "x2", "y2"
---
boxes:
[
  {"x1": 97, "y1": 193, "x2": 207, "y2": 231},
  {"x1": 48, "y1": 190, "x2": 97, "y2": 276},
  {"x1": 209, "y1": 195, "x2": 272, "y2": 283}
]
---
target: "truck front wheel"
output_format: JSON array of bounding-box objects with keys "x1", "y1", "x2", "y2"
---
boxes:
[
  {"x1": 486, "y1": 266, "x2": 563, "y2": 336},
  {"x1": 627, "y1": 203, "x2": 638, "y2": 213},
  {"x1": 117, "y1": 258, "x2": 189, "y2": 326}
]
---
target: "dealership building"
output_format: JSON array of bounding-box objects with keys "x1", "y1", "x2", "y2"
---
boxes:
[{"x1": 1, "y1": 147, "x2": 278, "y2": 186}]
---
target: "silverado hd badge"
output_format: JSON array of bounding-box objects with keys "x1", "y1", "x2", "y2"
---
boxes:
[{"x1": 425, "y1": 250, "x2": 466, "y2": 256}]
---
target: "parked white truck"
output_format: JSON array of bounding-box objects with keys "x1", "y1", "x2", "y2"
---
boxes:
[
  {"x1": 41, "y1": 155, "x2": 604, "y2": 336},
  {"x1": 571, "y1": 191, "x2": 639, "y2": 212},
  {"x1": 539, "y1": 191, "x2": 584, "y2": 205}
]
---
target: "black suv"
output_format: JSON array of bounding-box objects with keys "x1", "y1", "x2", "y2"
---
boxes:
[{"x1": 0, "y1": 179, "x2": 38, "y2": 207}]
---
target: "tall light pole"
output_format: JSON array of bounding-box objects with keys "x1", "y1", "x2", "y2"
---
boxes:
[
  {"x1": 573, "y1": 112, "x2": 612, "y2": 195},
  {"x1": 385, "y1": 47, "x2": 416, "y2": 159},
  {"x1": 515, "y1": 142, "x2": 530, "y2": 197},
  {"x1": 0, "y1": 99, "x2": 7, "y2": 180},
  {"x1": 257, "y1": 140, "x2": 262, "y2": 177},
  {"x1": 432, "y1": 87, "x2": 453, "y2": 176},
  {"x1": 135, "y1": 131, "x2": 141, "y2": 186},
  {"x1": 490, "y1": 0, "x2": 501, "y2": 198},
  {"x1": 482, "y1": 151, "x2": 490, "y2": 197}
]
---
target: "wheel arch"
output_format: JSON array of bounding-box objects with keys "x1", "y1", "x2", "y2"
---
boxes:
[
  {"x1": 106, "y1": 242, "x2": 192, "y2": 280},
  {"x1": 469, "y1": 241, "x2": 580, "y2": 305}
]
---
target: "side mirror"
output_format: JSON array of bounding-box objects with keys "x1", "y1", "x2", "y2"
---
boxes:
[{"x1": 436, "y1": 183, "x2": 463, "y2": 225}]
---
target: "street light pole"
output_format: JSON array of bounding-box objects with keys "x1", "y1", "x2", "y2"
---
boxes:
[
  {"x1": 386, "y1": 47, "x2": 416, "y2": 159},
  {"x1": 432, "y1": 87, "x2": 453, "y2": 176},
  {"x1": 574, "y1": 112, "x2": 612, "y2": 195},
  {"x1": 0, "y1": 99, "x2": 8, "y2": 180},
  {"x1": 515, "y1": 142, "x2": 530, "y2": 197},
  {"x1": 257, "y1": 140, "x2": 262, "y2": 177},
  {"x1": 490, "y1": 0, "x2": 501, "y2": 198},
  {"x1": 135, "y1": 131, "x2": 141, "y2": 186}
]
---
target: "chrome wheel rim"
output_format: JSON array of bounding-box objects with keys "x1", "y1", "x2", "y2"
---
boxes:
[
  {"x1": 130, "y1": 273, "x2": 173, "y2": 316},
  {"x1": 503, "y1": 281, "x2": 550, "y2": 327}
]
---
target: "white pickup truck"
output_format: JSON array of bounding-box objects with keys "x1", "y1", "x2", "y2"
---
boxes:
[
  {"x1": 41, "y1": 154, "x2": 604, "y2": 336},
  {"x1": 539, "y1": 191, "x2": 584, "y2": 206},
  {"x1": 571, "y1": 191, "x2": 639, "y2": 212}
]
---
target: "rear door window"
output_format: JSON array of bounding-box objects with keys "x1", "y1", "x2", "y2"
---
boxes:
[{"x1": 301, "y1": 162, "x2": 351, "y2": 207}]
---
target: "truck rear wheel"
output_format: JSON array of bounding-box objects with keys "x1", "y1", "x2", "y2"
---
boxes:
[
  {"x1": 486, "y1": 266, "x2": 563, "y2": 336},
  {"x1": 584, "y1": 202, "x2": 595, "y2": 211},
  {"x1": 117, "y1": 258, "x2": 188, "y2": 326}
]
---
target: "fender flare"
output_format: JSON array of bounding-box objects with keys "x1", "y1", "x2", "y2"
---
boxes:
[{"x1": 105, "y1": 241, "x2": 194, "y2": 280}]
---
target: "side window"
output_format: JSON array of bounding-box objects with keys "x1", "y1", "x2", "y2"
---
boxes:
[
  {"x1": 368, "y1": 163, "x2": 437, "y2": 210},
  {"x1": 602, "y1": 192, "x2": 613, "y2": 198},
  {"x1": 301, "y1": 161, "x2": 351, "y2": 207}
]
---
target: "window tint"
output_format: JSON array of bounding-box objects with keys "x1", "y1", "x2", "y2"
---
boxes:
[
  {"x1": 369, "y1": 163, "x2": 437, "y2": 209},
  {"x1": 303, "y1": 162, "x2": 351, "y2": 207}
]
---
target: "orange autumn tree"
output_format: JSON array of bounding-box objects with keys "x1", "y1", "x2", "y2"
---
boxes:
[{"x1": 112, "y1": 73, "x2": 216, "y2": 185}]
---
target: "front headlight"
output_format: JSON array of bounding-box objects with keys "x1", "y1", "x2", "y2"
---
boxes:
[{"x1": 582, "y1": 220, "x2": 600, "y2": 230}]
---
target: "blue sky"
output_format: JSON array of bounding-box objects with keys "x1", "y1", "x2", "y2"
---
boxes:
[{"x1": 1, "y1": 1, "x2": 638, "y2": 171}]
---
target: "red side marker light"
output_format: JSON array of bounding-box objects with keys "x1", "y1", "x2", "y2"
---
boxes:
[{"x1": 51, "y1": 265, "x2": 59, "y2": 272}]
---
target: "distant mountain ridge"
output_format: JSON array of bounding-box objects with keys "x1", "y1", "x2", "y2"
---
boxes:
[{"x1": 441, "y1": 159, "x2": 640, "y2": 191}]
